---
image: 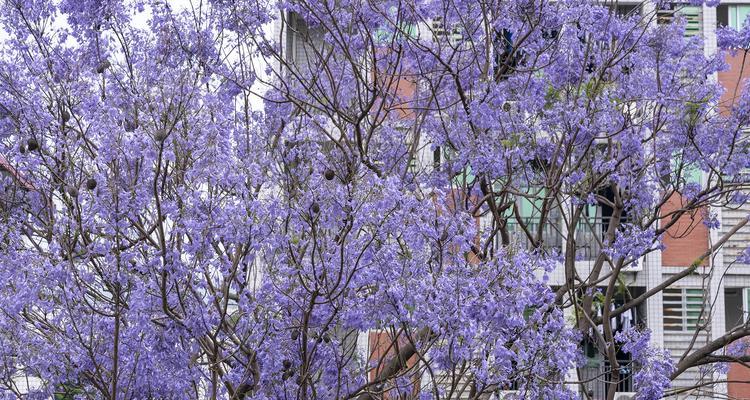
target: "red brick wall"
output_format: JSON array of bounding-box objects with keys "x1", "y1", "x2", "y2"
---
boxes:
[
  {"x1": 729, "y1": 362, "x2": 750, "y2": 399},
  {"x1": 718, "y1": 51, "x2": 750, "y2": 113},
  {"x1": 660, "y1": 192, "x2": 709, "y2": 267},
  {"x1": 368, "y1": 331, "x2": 420, "y2": 398},
  {"x1": 720, "y1": 48, "x2": 750, "y2": 400},
  {"x1": 728, "y1": 338, "x2": 750, "y2": 399}
]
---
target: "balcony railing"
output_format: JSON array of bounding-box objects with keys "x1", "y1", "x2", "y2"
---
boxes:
[
  {"x1": 580, "y1": 360, "x2": 635, "y2": 399},
  {"x1": 493, "y1": 215, "x2": 615, "y2": 261}
]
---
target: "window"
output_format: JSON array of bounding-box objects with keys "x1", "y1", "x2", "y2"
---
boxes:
[
  {"x1": 575, "y1": 186, "x2": 635, "y2": 261},
  {"x1": 493, "y1": 28, "x2": 519, "y2": 81},
  {"x1": 725, "y1": 288, "x2": 746, "y2": 330},
  {"x1": 721, "y1": 128, "x2": 750, "y2": 185},
  {"x1": 284, "y1": 11, "x2": 326, "y2": 72},
  {"x1": 657, "y1": 4, "x2": 702, "y2": 37},
  {"x1": 498, "y1": 185, "x2": 563, "y2": 253},
  {"x1": 663, "y1": 288, "x2": 708, "y2": 331},
  {"x1": 717, "y1": 4, "x2": 750, "y2": 29},
  {"x1": 614, "y1": 4, "x2": 641, "y2": 18},
  {"x1": 430, "y1": 17, "x2": 462, "y2": 43}
]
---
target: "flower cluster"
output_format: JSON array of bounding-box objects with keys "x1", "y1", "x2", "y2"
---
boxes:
[{"x1": 616, "y1": 328, "x2": 676, "y2": 400}]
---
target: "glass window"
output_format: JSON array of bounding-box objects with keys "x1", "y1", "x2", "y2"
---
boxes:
[
  {"x1": 658, "y1": 4, "x2": 703, "y2": 37},
  {"x1": 718, "y1": 5, "x2": 750, "y2": 29}
]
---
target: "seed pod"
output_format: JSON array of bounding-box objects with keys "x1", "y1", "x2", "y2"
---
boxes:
[
  {"x1": 95, "y1": 59, "x2": 111, "y2": 74},
  {"x1": 27, "y1": 138, "x2": 39, "y2": 151},
  {"x1": 542, "y1": 28, "x2": 559, "y2": 40},
  {"x1": 586, "y1": 61, "x2": 596, "y2": 74},
  {"x1": 154, "y1": 129, "x2": 168, "y2": 142},
  {"x1": 19, "y1": 143, "x2": 26, "y2": 154},
  {"x1": 124, "y1": 118, "x2": 138, "y2": 132},
  {"x1": 282, "y1": 360, "x2": 292, "y2": 370},
  {"x1": 66, "y1": 186, "x2": 79, "y2": 198},
  {"x1": 61, "y1": 109, "x2": 70, "y2": 123},
  {"x1": 322, "y1": 334, "x2": 331, "y2": 344},
  {"x1": 502, "y1": 102, "x2": 512, "y2": 112},
  {"x1": 291, "y1": 330, "x2": 299, "y2": 341},
  {"x1": 324, "y1": 169, "x2": 335, "y2": 181},
  {"x1": 311, "y1": 202, "x2": 320, "y2": 214},
  {"x1": 282, "y1": 369, "x2": 295, "y2": 381},
  {"x1": 0, "y1": 104, "x2": 10, "y2": 119},
  {"x1": 86, "y1": 178, "x2": 97, "y2": 190}
]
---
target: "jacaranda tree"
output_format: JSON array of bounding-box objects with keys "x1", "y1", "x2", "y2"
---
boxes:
[{"x1": 0, "y1": 0, "x2": 749, "y2": 399}]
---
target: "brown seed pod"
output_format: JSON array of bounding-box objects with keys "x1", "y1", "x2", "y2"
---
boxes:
[
  {"x1": 502, "y1": 102, "x2": 512, "y2": 112},
  {"x1": 124, "y1": 118, "x2": 138, "y2": 132},
  {"x1": 61, "y1": 109, "x2": 70, "y2": 123},
  {"x1": 282, "y1": 369, "x2": 295, "y2": 381},
  {"x1": 282, "y1": 360, "x2": 292, "y2": 370},
  {"x1": 86, "y1": 178, "x2": 97, "y2": 190},
  {"x1": 66, "y1": 186, "x2": 79, "y2": 198},
  {"x1": 95, "y1": 59, "x2": 111, "y2": 74},
  {"x1": 27, "y1": 138, "x2": 39, "y2": 151},
  {"x1": 311, "y1": 202, "x2": 320, "y2": 214},
  {"x1": 19, "y1": 143, "x2": 26, "y2": 154},
  {"x1": 291, "y1": 330, "x2": 299, "y2": 341},
  {"x1": 154, "y1": 129, "x2": 168, "y2": 142},
  {"x1": 324, "y1": 169, "x2": 335, "y2": 181}
]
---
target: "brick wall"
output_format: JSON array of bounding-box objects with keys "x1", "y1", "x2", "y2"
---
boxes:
[
  {"x1": 661, "y1": 192, "x2": 709, "y2": 267},
  {"x1": 718, "y1": 50, "x2": 750, "y2": 112},
  {"x1": 368, "y1": 331, "x2": 420, "y2": 398},
  {"x1": 729, "y1": 362, "x2": 750, "y2": 399},
  {"x1": 728, "y1": 338, "x2": 750, "y2": 399}
]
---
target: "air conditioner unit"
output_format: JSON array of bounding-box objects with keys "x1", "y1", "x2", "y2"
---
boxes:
[{"x1": 614, "y1": 392, "x2": 636, "y2": 400}]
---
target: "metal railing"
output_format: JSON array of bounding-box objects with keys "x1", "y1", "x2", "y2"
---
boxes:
[
  {"x1": 580, "y1": 360, "x2": 635, "y2": 399},
  {"x1": 495, "y1": 215, "x2": 616, "y2": 261}
]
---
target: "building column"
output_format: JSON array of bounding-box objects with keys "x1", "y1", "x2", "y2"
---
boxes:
[{"x1": 645, "y1": 249, "x2": 664, "y2": 348}]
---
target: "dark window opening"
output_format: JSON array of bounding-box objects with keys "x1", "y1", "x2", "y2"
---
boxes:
[
  {"x1": 717, "y1": 5, "x2": 729, "y2": 27},
  {"x1": 493, "y1": 29, "x2": 522, "y2": 81},
  {"x1": 614, "y1": 4, "x2": 641, "y2": 17},
  {"x1": 725, "y1": 288, "x2": 745, "y2": 331}
]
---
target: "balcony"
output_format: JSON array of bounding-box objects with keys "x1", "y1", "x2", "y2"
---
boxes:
[
  {"x1": 580, "y1": 360, "x2": 636, "y2": 400},
  {"x1": 490, "y1": 215, "x2": 615, "y2": 261}
]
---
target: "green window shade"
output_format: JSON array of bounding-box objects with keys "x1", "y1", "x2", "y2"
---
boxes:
[
  {"x1": 729, "y1": 5, "x2": 750, "y2": 29},
  {"x1": 663, "y1": 288, "x2": 707, "y2": 331},
  {"x1": 684, "y1": 164, "x2": 701, "y2": 184},
  {"x1": 452, "y1": 164, "x2": 474, "y2": 187},
  {"x1": 672, "y1": 151, "x2": 702, "y2": 185},
  {"x1": 374, "y1": 23, "x2": 418, "y2": 44},
  {"x1": 519, "y1": 188, "x2": 543, "y2": 221},
  {"x1": 681, "y1": 6, "x2": 702, "y2": 37},
  {"x1": 658, "y1": 5, "x2": 702, "y2": 38}
]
